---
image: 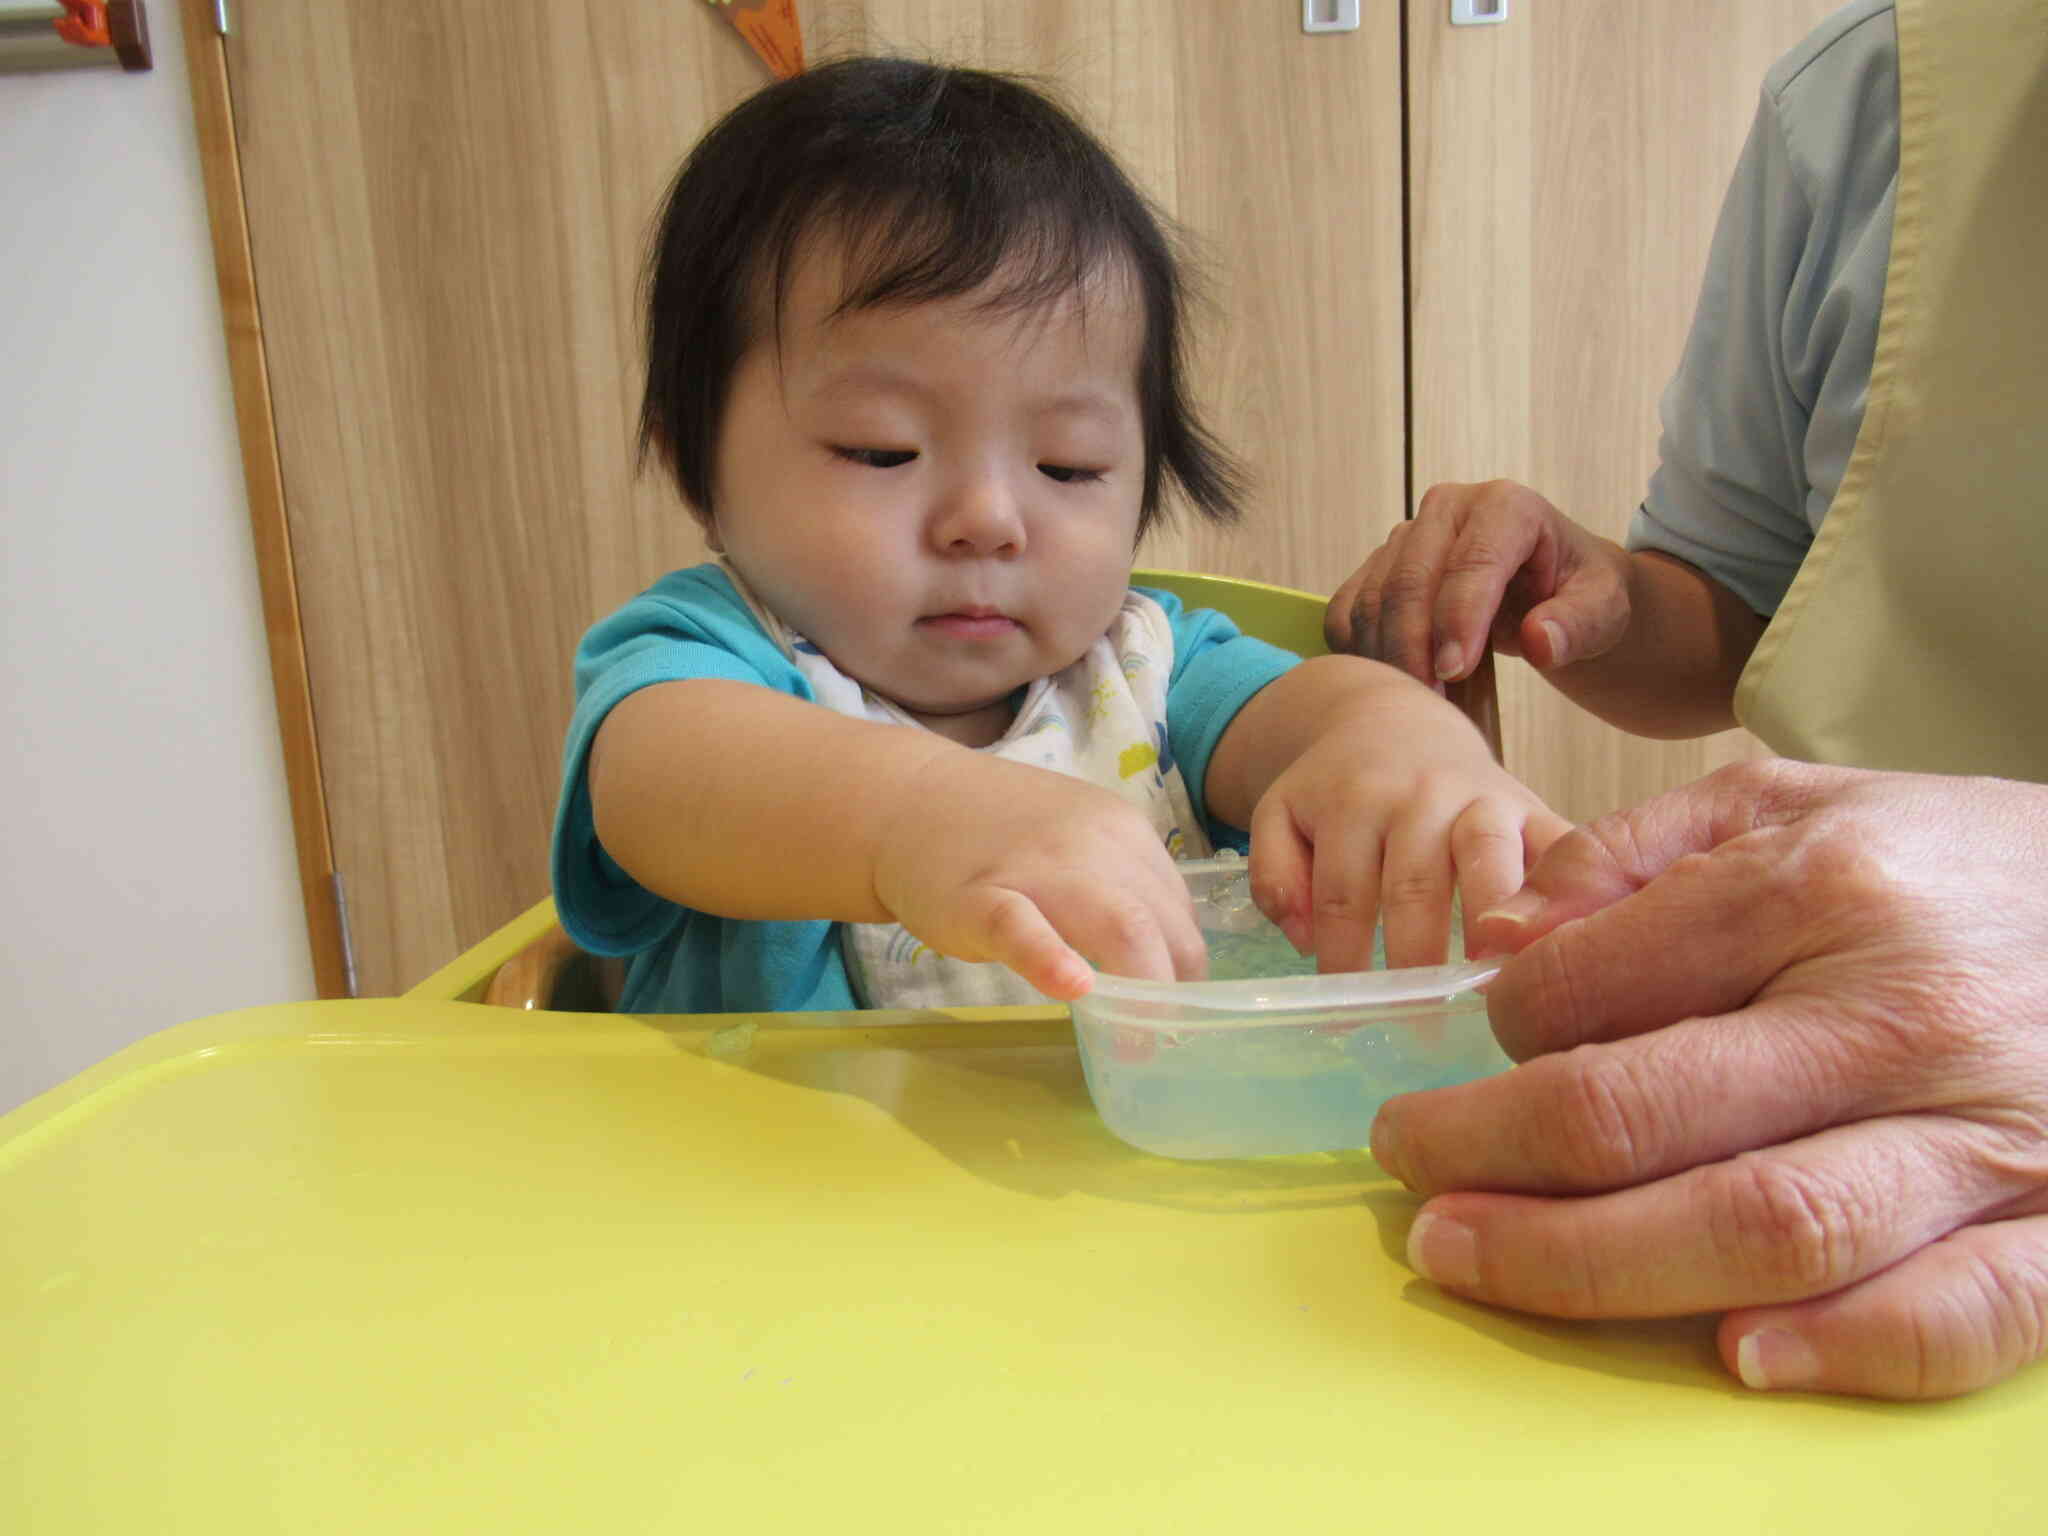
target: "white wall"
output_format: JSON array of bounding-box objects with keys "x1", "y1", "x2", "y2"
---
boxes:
[{"x1": 0, "y1": 13, "x2": 314, "y2": 1113}]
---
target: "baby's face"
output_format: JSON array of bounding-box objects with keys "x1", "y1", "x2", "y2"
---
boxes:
[{"x1": 707, "y1": 243, "x2": 1147, "y2": 747}]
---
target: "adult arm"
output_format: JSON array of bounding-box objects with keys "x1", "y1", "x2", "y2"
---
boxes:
[
  {"x1": 1325, "y1": 482, "x2": 1766, "y2": 738},
  {"x1": 1327, "y1": 15, "x2": 1894, "y2": 738}
]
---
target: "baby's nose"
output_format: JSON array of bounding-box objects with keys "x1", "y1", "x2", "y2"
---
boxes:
[{"x1": 932, "y1": 470, "x2": 1026, "y2": 555}]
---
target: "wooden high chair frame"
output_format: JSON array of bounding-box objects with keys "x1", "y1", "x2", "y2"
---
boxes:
[{"x1": 472, "y1": 569, "x2": 1500, "y2": 1011}]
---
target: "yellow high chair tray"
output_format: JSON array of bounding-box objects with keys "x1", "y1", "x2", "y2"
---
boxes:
[{"x1": 3, "y1": 992, "x2": 2045, "y2": 1533}]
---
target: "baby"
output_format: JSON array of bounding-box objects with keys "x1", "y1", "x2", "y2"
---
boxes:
[{"x1": 553, "y1": 56, "x2": 1566, "y2": 1014}]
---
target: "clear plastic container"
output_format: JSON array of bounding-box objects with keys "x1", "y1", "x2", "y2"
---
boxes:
[{"x1": 1071, "y1": 855, "x2": 1510, "y2": 1160}]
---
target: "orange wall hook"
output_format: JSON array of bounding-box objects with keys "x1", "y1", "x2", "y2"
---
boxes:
[
  {"x1": 54, "y1": 0, "x2": 113, "y2": 49},
  {"x1": 702, "y1": 0, "x2": 804, "y2": 80}
]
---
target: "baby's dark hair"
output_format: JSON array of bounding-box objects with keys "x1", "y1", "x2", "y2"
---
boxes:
[{"x1": 638, "y1": 55, "x2": 1243, "y2": 536}]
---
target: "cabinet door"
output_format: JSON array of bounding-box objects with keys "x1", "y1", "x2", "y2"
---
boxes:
[
  {"x1": 219, "y1": 3, "x2": 1404, "y2": 994},
  {"x1": 1407, "y1": 0, "x2": 1845, "y2": 824}
]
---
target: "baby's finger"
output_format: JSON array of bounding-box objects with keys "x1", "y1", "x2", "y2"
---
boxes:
[
  {"x1": 1046, "y1": 872, "x2": 1199, "y2": 987},
  {"x1": 1075, "y1": 915, "x2": 1178, "y2": 985},
  {"x1": 1378, "y1": 810, "x2": 1458, "y2": 968},
  {"x1": 1142, "y1": 861, "x2": 1212, "y2": 981},
  {"x1": 1721, "y1": 1208, "x2": 2048, "y2": 1399},
  {"x1": 1446, "y1": 801, "x2": 1532, "y2": 958},
  {"x1": 1248, "y1": 797, "x2": 1316, "y2": 956},
  {"x1": 968, "y1": 887, "x2": 1097, "y2": 1000},
  {"x1": 1307, "y1": 814, "x2": 1387, "y2": 975}
]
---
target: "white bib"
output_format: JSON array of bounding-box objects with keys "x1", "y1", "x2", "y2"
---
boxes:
[{"x1": 722, "y1": 563, "x2": 1210, "y2": 1006}]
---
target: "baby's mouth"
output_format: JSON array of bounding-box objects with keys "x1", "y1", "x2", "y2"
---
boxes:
[{"x1": 918, "y1": 607, "x2": 1020, "y2": 638}]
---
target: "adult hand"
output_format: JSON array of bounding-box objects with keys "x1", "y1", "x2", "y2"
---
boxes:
[
  {"x1": 1370, "y1": 759, "x2": 2048, "y2": 1400},
  {"x1": 1325, "y1": 480, "x2": 1632, "y2": 687}
]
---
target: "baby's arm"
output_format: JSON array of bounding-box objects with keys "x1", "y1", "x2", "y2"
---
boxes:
[
  {"x1": 1203, "y1": 655, "x2": 1569, "y2": 970},
  {"x1": 589, "y1": 680, "x2": 1208, "y2": 996}
]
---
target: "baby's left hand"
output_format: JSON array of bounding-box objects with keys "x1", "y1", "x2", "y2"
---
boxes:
[{"x1": 1246, "y1": 711, "x2": 1569, "y2": 971}]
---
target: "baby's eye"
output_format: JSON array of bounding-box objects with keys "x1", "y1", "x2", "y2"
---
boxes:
[
  {"x1": 832, "y1": 446, "x2": 918, "y2": 469},
  {"x1": 1038, "y1": 464, "x2": 1106, "y2": 484}
]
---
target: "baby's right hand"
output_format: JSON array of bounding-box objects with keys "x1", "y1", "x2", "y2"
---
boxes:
[
  {"x1": 870, "y1": 751, "x2": 1208, "y2": 1001},
  {"x1": 1325, "y1": 479, "x2": 1634, "y2": 686}
]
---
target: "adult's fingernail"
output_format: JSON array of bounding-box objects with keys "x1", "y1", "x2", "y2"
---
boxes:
[
  {"x1": 1538, "y1": 620, "x2": 1567, "y2": 666},
  {"x1": 1407, "y1": 1211, "x2": 1480, "y2": 1290},
  {"x1": 1735, "y1": 1328, "x2": 1819, "y2": 1392},
  {"x1": 1370, "y1": 1117, "x2": 1411, "y2": 1188},
  {"x1": 1477, "y1": 888, "x2": 1546, "y2": 930},
  {"x1": 1435, "y1": 641, "x2": 1463, "y2": 680}
]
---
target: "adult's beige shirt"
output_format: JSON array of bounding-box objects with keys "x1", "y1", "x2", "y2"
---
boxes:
[{"x1": 1736, "y1": 0, "x2": 2048, "y2": 779}]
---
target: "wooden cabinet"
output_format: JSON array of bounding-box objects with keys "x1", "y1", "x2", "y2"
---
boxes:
[{"x1": 183, "y1": 0, "x2": 1841, "y2": 997}]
